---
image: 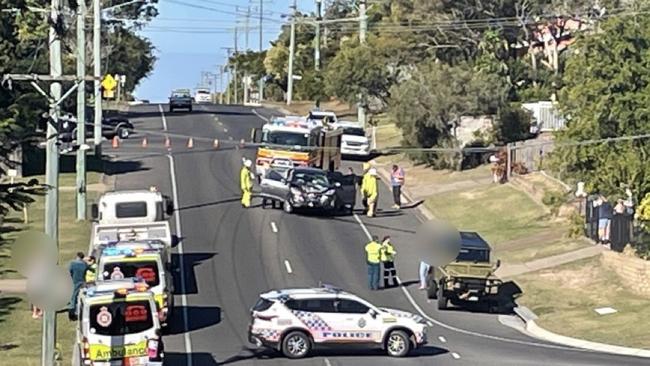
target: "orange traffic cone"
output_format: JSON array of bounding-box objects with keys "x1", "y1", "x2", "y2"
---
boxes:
[
  {"x1": 164, "y1": 136, "x2": 171, "y2": 149},
  {"x1": 187, "y1": 137, "x2": 194, "y2": 148},
  {"x1": 142, "y1": 137, "x2": 148, "y2": 148},
  {"x1": 112, "y1": 136, "x2": 119, "y2": 149},
  {"x1": 213, "y1": 139, "x2": 219, "y2": 149}
]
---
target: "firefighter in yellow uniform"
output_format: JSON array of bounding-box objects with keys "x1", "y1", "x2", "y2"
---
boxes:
[
  {"x1": 366, "y1": 168, "x2": 378, "y2": 217},
  {"x1": 240, "y1": 159, "x2": 253, "y2": 208}
]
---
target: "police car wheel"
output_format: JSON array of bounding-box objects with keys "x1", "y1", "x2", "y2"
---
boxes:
[
  {"x1": 386, "y1": 330, "x2": 411, "y2": 357},
  {"x1": 281, "y1": 331, "x2": 310, "y2": 359}
]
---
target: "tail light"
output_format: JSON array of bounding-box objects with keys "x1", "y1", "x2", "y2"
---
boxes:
[
  {"x1": 82, "y1": 337, "x2": 90, "y2": 359},
  {"x1": 147, "y1": 338, "x2": 159, "y2": 358}
]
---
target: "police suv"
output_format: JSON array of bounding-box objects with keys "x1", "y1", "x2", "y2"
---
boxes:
[{"x1": 248, "y1": 287, "x2": 428, "y2": 358}]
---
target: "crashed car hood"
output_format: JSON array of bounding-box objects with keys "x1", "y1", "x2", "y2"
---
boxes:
[
  {"x1": 379, "y1": 307, "x2": 425, "y2": 323},
  {"x1": 294, "y1": 183, "x2": 332, "y2": 194}
]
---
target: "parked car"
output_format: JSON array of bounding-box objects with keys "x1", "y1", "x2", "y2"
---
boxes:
[
  {"x1": 169, "y1": 89, "x2": 192, "y2": 112},
  {"x1": 336, "y1": 121, "x2": 370, "y2": 157}
]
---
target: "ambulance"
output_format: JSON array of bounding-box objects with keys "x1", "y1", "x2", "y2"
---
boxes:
[
  {"x1": 251, "y1": 116, "x2": 343, "y2": 179},
  {"x1": 95, "y1": 243, "x2": 173, "y2": 325},
  {"x1": 74, "y1": 280, "x2": 164, "y2": 366}
]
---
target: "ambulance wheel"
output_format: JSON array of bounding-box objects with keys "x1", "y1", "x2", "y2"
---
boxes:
[
  {"x1": 386, "y1": 330, "x2": 411, "y2": 357},
  {"x1": 281, "y1": 331, "x2": 311, "y2": 359}
]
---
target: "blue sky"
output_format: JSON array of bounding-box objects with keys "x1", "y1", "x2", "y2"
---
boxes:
[{"x1": 134, "y1": 0, "x2": 313, "y2": 102}]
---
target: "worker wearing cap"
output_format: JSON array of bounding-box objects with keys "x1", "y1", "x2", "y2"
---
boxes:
[
  {"x1": 366, "y1": 168, "x2": 379, "y2": 217},
  {"x1": 240, "y1": 159, "x2": 253, "y2": 208},
  {"x1": 360, "y1": 163, "x2": 371, "y2": 213},
  {"x1": 381, "y1": 236, "x2": 398, "y2": 288}
]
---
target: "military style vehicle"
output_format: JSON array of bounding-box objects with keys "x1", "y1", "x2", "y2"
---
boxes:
[{"x1": 426, "y1": 231, "x2": 504, "y2": 311}]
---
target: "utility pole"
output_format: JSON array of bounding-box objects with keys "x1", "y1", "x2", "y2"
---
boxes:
[
  {"x1": 358, "y1": 0, "x2": 367, "y2": 128},
  {"x1": 314, "y1": 0, "x2": 322, "y2": 71},
  {"x1": 244, "y1": 5, "x2": 250, "y2": 104},
  {"x1": 258, "y1": 0, "x2": 264, "y2": 102},
  {"x1": 76, "y1": 0, "x2": 87, "y2": 221},
  {"x1": 43, "y1": 0, "x2": 62, "y2": 364},
  {"x1": 218, "y1": 65, "x2": 224, "y2": 104},
  {"x1": 233, "y1": 25, "x2": 239, "y2": 104},
  {"x1": 221, "y1": 47, "x2": 233, "y2": 104},
  {"x1": 245, "y1": 5, "x2": 250, "y2": 51},
  {"x1": 286, "y1": 0, "x2": 297, "y2": 105},
  {"x1": 93, "y1": 0, "x2": 102, "y2": 157}
]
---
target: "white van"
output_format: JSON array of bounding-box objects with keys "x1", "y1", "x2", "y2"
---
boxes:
[{"x1": 91, "y1": 189, "x2": 174, "y2": 225}]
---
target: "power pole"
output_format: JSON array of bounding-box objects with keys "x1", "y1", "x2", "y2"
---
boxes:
[
  {"x1": 245, "y1": 5, "x2": 250, "y2": 50},
  {"x1": 233, "y1": 25, "x2": 239, "y2": 104},
  {"x1": 218, "y1": 65, "x2": 224, "y2": 104},
  {"x1": 44, "y1": 0, "x2": 62, "y2": 364},
  {"x1": 314, "y1": 0, "x2": 322, "y2": 71},
  {"x1": 358, "y1": 0, "x2": 367, "y2": 128},
  {"x1": 76, "y1": 0, "x2": 87, "y2": 221},
  {"x1": 258, "y1": 0, "x2": 264, "y2": 102},
  {"x1": 244, "y1": 5, "x2": 250, "y2": 104},
  {"x1": 286, "y1": 0, "x2": 297, "y2": 105},
  {"x1": 221, "y1": 47, "x2": 233, "y2": 104},
  {"x1": 93, "y1": 0, "x2": 102, "y2": 157}
]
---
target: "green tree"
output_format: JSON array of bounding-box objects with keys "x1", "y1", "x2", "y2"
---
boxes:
[{"x1": 553, "y1": 11, "x2": 650, "y2": 202}]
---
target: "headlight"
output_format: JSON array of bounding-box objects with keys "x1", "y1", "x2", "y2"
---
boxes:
[
  {"x1": 290, "y1": 187, "x2": 301, "y2": 195},
  {"x1": 325, "y1": 189, "x2": 336, "y2": 195}
]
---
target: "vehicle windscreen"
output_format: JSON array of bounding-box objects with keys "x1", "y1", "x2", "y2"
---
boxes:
[
  {"x1": 172, "y1": 92, "x2": 190, "y2": 98},
  {"x1": 456, "y1": 248, "x2": 489, "y2": 263},
  {"x1": 102, "y1": 260, "x2": 160, "y2": 287},
  {"x1": 263, "y1": 131, "x2": 309, "y2": 147},
  {"x1": 292, "y1": 171, "x2": 329, "y2": 187},
  {"x1": 115, "y1": 202, "x2": 147, "y2": 218},
  {"x1": 89, "y1": 300, "x2": 154, "y2": 336},
  {"x1": 342, "y1": 127, "x2": 365, "y2": 137},
  {"x1": 196, "y1": 90, "x2": 209, "y2": 95}
]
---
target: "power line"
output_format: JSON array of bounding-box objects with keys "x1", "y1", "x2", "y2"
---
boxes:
[{"x1": 161, "y1": 0, "x2": 283, "y2": 24}]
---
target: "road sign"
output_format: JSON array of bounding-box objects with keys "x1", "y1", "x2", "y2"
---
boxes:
[{"x1": 101, "y1": 74, "x2": 117, "y2": 91}]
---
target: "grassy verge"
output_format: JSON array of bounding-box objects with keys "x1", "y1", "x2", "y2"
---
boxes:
[
  {"x1": 514, "y1": 257, "x2": 650, "y2": 348},
  {"x1": 0, "y1": 173, "x2": 102, "y2": 365}
]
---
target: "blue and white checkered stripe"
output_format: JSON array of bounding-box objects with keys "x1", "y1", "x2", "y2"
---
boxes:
[{"x1": 291, "y1": 310, "x2": 332, "y2": 331}]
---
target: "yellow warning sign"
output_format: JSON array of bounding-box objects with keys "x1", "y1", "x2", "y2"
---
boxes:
[{"x1": 101, "y1": 74, "x2": 117, "y2": 91}]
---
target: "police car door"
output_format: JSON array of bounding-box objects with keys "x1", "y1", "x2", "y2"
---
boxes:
[{"x1": 333, "y1": 299, "x2": 383, "y2": 344}]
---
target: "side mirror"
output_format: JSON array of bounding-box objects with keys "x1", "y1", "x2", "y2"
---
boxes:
[
  {"x1": 369, "y1": 309, "x2": 378, "y2": 319},
  {"x1": 495, "y1": 259, "x2": 501, "y2": 269},
  {"x1": 90, "y1": 204, "x2": 99, "y2": 220},
  {"x1": 281, "y1": 178, "x2": 287, "y2": 184},
  {"x1": 165, "y1": 199, "x2": 175, "y2": 216}
]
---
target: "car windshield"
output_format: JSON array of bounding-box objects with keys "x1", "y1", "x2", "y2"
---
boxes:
[
  {"x1": 89, "y1": 300, "x2": 154, "y2": 336},
  {"x1": 101, "y1": 260, "x2": 161, "y2": 287},
  {"x1": 342, "y1": 127, "x2": 365, "y2": 136},
  {"x1": 292, "y1": 171, "x2": 329, "y2": 186},
  {"x1": 172, "y1": 92, "x2": 190, "y2": 98},
  {"x1": 263, "y1": 131, "x2": 309, "y2": 147},
  {"x1": 196, "y1": 90, "x2": 209, "y2": 95}
]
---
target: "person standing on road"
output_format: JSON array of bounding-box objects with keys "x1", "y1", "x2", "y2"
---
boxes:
[
  {"x1": 418, "y1": 261, "x2": 430, "y2": 290},
  {"x1": 390, "y1": 164, "x2": 405, "y2": 209},
  {"x1": 366, "y1": 168, "x2": 379, "y2": 217},
  {"x1": 240, "y1": 159, "x2": 253, "y2": 208},
  {"x1": 68, "y1": 252, "x2": 88, "y2": 319},
  {"x1": 360, "y1": 163, "x2": 371, "y2": 213},
  {"x1": 381, "y1": 236, "x2": 398, "y2": 288},
  {"x1": 365, "y1": 236, "x2": 383, "y2": 290}
]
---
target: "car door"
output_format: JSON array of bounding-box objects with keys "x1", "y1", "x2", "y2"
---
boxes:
[
  {"x1": 328, "y1": 172, "x2": 357, "y2": 211},
  {"x1": 332, "y1": 298, "x2": 384, "y2": 344},
  {"x1": 285, "y1": 297, "x2": 338, "y2": 344},
  {"x1": 260, "y1": 169, "x2": 288, "y2": 200}
]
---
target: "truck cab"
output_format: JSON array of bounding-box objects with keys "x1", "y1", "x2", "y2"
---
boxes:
[{"x1": 91, "y1": 189, "x2": 174, "y2": 225}]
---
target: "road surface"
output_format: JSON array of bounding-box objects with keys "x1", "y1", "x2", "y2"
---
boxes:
[{"x1": 107, "y1": 103, "x2": 646, "y2": 365}]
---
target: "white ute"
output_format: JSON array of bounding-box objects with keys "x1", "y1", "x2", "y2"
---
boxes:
[
  {"x1": 91, "y1": 189, "x2": 174, "y2": 225},
  {"x1": 248, "y1": 286, "x2": 428, "y2": 359},
  {"x1": 336, "y1": 121, "x2": 370, "y2": 156}
]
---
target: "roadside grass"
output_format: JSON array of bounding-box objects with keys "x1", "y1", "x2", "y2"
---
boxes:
[
  {"x1": 425, "y1": 184, "x2": 552, "y2": 248},
  {"x1": 0, "y1": 173, "x2": 100, "y2": 365},
  {"x1": 503, "y1": 237, "x2": 590, "y2": 264},
  {"x1": 514, "y1": 256, "x2": 650, "y2": 349}
]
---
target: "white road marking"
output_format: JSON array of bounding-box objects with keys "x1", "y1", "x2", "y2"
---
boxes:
[
  {"x1": 270, "y1": 221, "x2": 278, "y2": 233},
  {"x1": 438, "y1": 336, "x2": 447, "y2": 343},
  {"x1": 284, "y1": 260, "x2": 293, "y2": 274},
  {"x1": 451, "y1": 352, "x2": 461, "y2": 359},
  {"x1": 351, "y1": 213, "x2": 588, "y2": 352},
  {"x1": 160, "y1": 108, "x2": 192, "y2": 366},
  {"x1": 324, "y1": 358, "x2": 333, "y2": 366},
  {"x1": 251, "y1": 108, "x2": 269, "y2": 122},
  {"x1": 158, "y1": 104, "x2": 168, "y2": 131}
]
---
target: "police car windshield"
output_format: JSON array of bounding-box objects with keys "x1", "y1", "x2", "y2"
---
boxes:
[
  {"x1": 264, "y1": 131, "x2": 309, "y2": 147},
  {"x1": 342, "y1": 127, "x2": 365, "y2": 137},
  {"x1": 292, "y1": 171, "x2": 329, "y2": 186},
  {"x1": 102, "y1": 261, "x2": 160, "y2": 287},
  {"x1": 89, "y1": 301, "x2": 154, "y2": 336}
]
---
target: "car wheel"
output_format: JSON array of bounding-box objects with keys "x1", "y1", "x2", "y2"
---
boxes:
[
  {"x1": 118, "y1": 127, "x2": 130, "y2": 139},
  {"x1": 426, "y1": 276, "x2": 437, "y2": 300},
  {"x1": 386, "y1": 330, "x2": 411, "y2": 357},
  {"x1": 437, "y1": 284, "x2": 448, "y2": 310},
  {"x1": 169, "y1": 107, "x2": 174, "y2": 113},
  {"x1": 188, "y1": 106, "x2": 193, "y2": 112},
  {"x1": 281, "y1": 331, "x2": 310, "y2": 359},
  {"x1": 283, "y1": 200, "x2": 293, "y2": 214}
]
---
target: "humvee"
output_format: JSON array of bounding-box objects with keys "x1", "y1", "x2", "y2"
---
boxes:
[{"x1": 426, "y1": 231, "x2": 503, "y2": 311}]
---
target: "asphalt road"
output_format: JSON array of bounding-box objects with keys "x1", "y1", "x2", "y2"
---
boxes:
[{"x1": 107, "y1": 103, "x2": 646, "y2": 366}]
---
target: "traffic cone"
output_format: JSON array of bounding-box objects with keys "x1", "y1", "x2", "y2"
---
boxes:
[
  {"x1": 112, "y1": 136, "x2": 119, "y2": 149},
  {"x1": 141, "y1": 137, "x2": 148, "y2": 148},
  {"x1": 239, "y1": 138, "x2": 245, "y2": 148},
  {"x1": 213, "y1": 139, "x2": 219, "y2": 149},
  {"x1": 187, "y1": 137, "x2": 194, "y2": 148},
  {"x1": 164, "y1": 136, "x2": 171, "y2": 149}
]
